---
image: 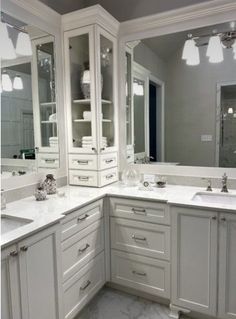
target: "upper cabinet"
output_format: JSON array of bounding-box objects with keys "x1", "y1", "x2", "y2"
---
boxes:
[{"x1": 63, "y1": 8, "x2": 119, "y2": 187}]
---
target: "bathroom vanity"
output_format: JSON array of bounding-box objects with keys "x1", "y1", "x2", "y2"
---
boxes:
[{"x1": 1, "y1": 184, "x2": 236, "y2": 319}]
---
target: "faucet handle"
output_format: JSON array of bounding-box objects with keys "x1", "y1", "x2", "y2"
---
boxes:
[{"x1": 202, "y1": 178, "x2": 212, "y2": 191}]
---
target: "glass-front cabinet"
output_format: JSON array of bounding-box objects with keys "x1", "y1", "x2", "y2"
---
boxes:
[
  {"x1": 32, "y1": 36, "x2": 60, "y2": 169},
  {"x1": 64, "y1": 24, "x2": 118, "y2": 187}
]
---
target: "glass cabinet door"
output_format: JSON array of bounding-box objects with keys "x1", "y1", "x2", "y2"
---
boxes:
[
  {"x1": 126, "y1": 50, "x2": 133, "y2": 146},
  {"x1": 35, "y1": 37, "x2": 58, "y2": 150},
  {"x1": 67, "y1": 27, "x2": 96, "y2": 153},
  {"x1": 98, "y1": 29, "x2": 116, "y2": 152}
]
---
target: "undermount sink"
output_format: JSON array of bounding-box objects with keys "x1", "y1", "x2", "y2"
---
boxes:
[
  {"x1": 192, "y1": 192, "x2": 236, "y2": 206},
  {"x1": 1, "y1": 215, "x2": 33, "y2": 235}
]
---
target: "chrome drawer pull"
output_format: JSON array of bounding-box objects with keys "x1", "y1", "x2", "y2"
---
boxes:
[
  {"x1": 78, "y1": 176, "x2": 89, "y2": 181},
  {"x1": 9, "y1": 250, "x2": 18, "y2": 257},
  {"x1": 78, "y1": 243, "x2": 90, "y2": 253},
  {"x1": 132, "y1": 234, "x2": 146, "y2": 241},
  {"x1": 131, "y1": 208, "x2": 146, "y2": 215},
  {"x1": 80, "y1": 280, "x2": 91, "y2": 291},
  {"x1": 105, "y1": 159, "x2": 114, "y2": 164},
  {"x1": 45, "y1": 159, "x2": 55, "y2": 163},
  {"x1": 106, "y1": 174, "x2": 114, "y2": 179},
  {"x1": 77, "y1": 214, "x2": 89, "y2": 222},
  {"x1": 20, "y1": 246, "x2": 28, "y2": 252},
  {"x1": 77, "y1": 160, "x2": 89, "y2": 165},
  {"x1": 132, "y1": 270, "x2": 146, "y2": 276}
]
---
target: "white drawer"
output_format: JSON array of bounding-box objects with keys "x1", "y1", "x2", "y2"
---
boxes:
[
  {"x1": 111, "y1": 250, "x2": 170, "y2": 299},
  {"x1": 98, "y1": 152, "x2": 117, "y2": 170},
  {"x1": 63, "y1": 252, "x2": 105, "y2": 319},
  {"x1": 69, "y1": 154, "x2": 97, "y2": 170},
  {"x1": 110, "y1": 197, "x2": 170, "y2": 225},
  {"x1": 69, "y1": 170, "x2": 98, "y2": 187},
  {"x1": 62, "y1": 200, "x2": 103, "y2": 241},
  {"x1": 111, "y1": 218, "x2": 170, "y2": 261},
  {"x1": 62, "y1": 220, "x2": 104, "y2": 282},
  {"x1": 37, "y1": 153, "x2": 59, "y2": 168},
  {"x1": 99, "y1": 167, "x2": 118, "y2": 187}
]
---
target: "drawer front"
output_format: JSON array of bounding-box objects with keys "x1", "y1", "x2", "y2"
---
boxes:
[
  {"x1": 111, "y1": 250, "x2": 170, "y2": 299},
  {"x1": 98, "y1": 153, "x2": 117, "y2": 170},
  {"x1": 69, "y1": 170, "x2": 98, "y2": 187},
  {"x1": 62, "y1": 200, "x2": 103, "y2": 241},
  {"x1": 110, "y1": 198, "x2": 170, "y2": 225},
  {"x1": 62, "y1": 220, "x2": 104, "y2": 282},
  {"x1": 69, "y1": 154, "x2": 97, "y2": 171},
  {"x1": 63, "y1": 252, "x2": 105, "y2": 319},
  {"x1": 37, "y1": 153, "x2": 59, "y2": 168},
  {"x1": 99, "y1": 168, "x2": 118, "y2": 187},
  {"x1": 111, "y1": 218, "x2": 170, "y2": 261}
]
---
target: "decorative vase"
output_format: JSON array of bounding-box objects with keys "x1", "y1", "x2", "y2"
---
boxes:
[
  {"x1": 35, "y1": 187, "x2": 47, "y2": 201},
  {"x1": 121, "y1": 166, "x2": 140, "y2": 186},
  {"x1": 43, "y1": 174, "x2": 57, "y2": 194}
]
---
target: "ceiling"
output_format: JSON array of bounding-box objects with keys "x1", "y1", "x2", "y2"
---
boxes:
[
  {"x1": 38, "y1": 0, "x2": 211, "y2": 21},
  {"x1": 141, "y1": 22, "x2": 236, "y2": 61}
]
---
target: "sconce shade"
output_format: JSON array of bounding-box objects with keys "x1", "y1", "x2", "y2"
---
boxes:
[
  {"x1": 0, "y1": 22, "x2": 17, "y2": 60},
  {"x1": 186, "y1": 45, "x2": 200, "y2": 65},
  {"x1": 182, "y1": 39, "x2": 196, "y2": 60},
  {"x1": 13, "y1": 75, "x2": 23, "y2": 90},
  {"x1": 16, "y1": 32, "x2": 32, "y2": 56},
  {"x1": 206, "y1": 35, "x2": 223, "y2": 63},
  {"x1": 82, "y1": 70, "x2": 91, "y2": 84},
  {"x1": 2, "y1": 73, "x2": 13, "y2": 92}
]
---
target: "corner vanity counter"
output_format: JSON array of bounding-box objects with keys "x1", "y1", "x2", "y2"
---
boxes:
[{"x1": 1, "y1": 183, "x2": 236, "y2": 319}]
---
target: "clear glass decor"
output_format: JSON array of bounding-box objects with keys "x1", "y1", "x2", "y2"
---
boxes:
[{"x1": 121, "y1": 166, "x2": 140, "y2": 186}]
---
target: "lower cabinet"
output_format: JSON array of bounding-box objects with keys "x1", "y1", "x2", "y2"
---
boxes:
[
  {"x1": 218, "y1": 213, "x2": 236, "y2": 319},
  {"x1": 171, "y1": 207, "x2": 218, "y2": 316},
  {"x1": 1, "y1": 224, "x2": 62, "y2": 319}
]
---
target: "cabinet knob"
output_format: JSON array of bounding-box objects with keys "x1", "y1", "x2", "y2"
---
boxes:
[
  {"x1": 9, "y1": 250, "x2": 18, "y2": 257},
  {"x1": 221, "y1": 217, "x2": 226, "y2": 222},
  {"x1": 20, "y1": 246, "x2": 28, "y2": 252},
  {"x1": 100, "y1": 147, "x2": 105, "y2": 152},
  {"x1": 211, "y1": 216, "x2": 217, "y2": 220}
]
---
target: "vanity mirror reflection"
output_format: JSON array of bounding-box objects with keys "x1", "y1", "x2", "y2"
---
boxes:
[
  {"x1": 1, "y1": 13, "x2": 60, "y2": 179},
  {"x1": 125, "y1": 21, "x2": 236, "y2": 168}
]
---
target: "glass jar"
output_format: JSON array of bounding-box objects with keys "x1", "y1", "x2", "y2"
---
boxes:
[
  {"x1": 43, "y1": 174, "x2": 57, "y2": 194},
  {"x1": 121, "y1": 166, "x2": 140, "y2": 186}
]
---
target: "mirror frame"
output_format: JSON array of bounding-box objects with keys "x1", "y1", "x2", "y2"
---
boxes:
[
  {"x1": 118, "y1": 0, "x2": 236, "y2": 179},
  {"x1": 1, "y1": 0, "x2": 67, "y2": 191}
]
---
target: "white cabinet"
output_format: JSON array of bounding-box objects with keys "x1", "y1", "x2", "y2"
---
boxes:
[
  {"x1": 171, "y1": 207, "x2": 218, "y2": 317},
  {"x1": 218, "y1": 213, "x2": 236, "y2": 319},
  {"x1": 63, "y1": 9, "x2": 119, "y2": 187},
  {"x1": 1, "y1": 245, "x2": 21, "y2": 319},
  {"x1": 1, "y1": 224, "x2": 62, "y2": 319}
]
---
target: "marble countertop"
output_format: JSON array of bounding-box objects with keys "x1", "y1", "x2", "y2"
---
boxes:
[{"x1": 1, "y1": 182, "x2": 236, "y2": 248}]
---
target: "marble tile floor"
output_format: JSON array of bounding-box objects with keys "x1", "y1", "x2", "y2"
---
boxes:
[{"x1": 75, "y1": 287, "x2": 172, "y2": 319}]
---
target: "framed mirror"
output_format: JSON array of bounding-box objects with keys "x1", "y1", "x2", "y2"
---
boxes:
[
  {"x1": 125, "y1": 21, "x2": 236, "y2": 168},
  {"x1": 1, "y1": 13, "x2": 60, "y2": 179}
]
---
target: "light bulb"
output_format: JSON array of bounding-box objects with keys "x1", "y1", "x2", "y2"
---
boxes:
[
  {"x1": 207, "y1": 35, "x2": 223, "y2": 63},
  {"x1": 13, "y1": 75, "x2": 23, "y2": 90},
  {"x1": 182, "y1": 38, "x2": 196, "y2": 60},
  {"x1": 0, "y1": 22, "x2": 17, "y2": 60},
  {"x1": 186, "y1": 45, "x2": 200, "y2": 66},
  {"x1": 2, "y1": 73, "x2": 13, "y2": 92},
  {"x1": 16, "y1": 31, "x2": 32, "y2": 56}
]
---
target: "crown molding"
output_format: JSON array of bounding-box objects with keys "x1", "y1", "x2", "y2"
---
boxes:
[
  {"x1": 62, "y1": 5, "x2": 120, "y2": 35},
  {"x1": 120, "y1": 0, "x2": 236, "y2": 41},
  {"x1": 2, "y1": 0, "x2": 61, "y2": 34}
]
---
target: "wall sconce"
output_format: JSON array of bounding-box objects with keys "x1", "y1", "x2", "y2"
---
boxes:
[
  {"x1": 2, "y1": 72, "x2": 13, "y2": 92},
  {"x1": 0, "y1": 22, "x2": 16, "y2": 60},
  {"x1": 13, "y1": 75, "x2": 23, "y2": 90},
  {"x1": 182, "y1": 35, "x2": 200, "y2": 66},
  {"x1": 16, "y1": 31, "x2": 32, "y2": 56},
  {"x1": 206, "y1": 35, "x2": 223, "y2": 63}
]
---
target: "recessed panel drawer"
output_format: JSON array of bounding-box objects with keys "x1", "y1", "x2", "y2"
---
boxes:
[
  {"x1": 98, "y1": 152, "x2": 117, "y2": 170},
  {"x1": 111, "y1": 218, "x2": 170, "y2": 260},
  {"x1": 63, "y1": 252, "x2": 105, "y2": 319},
  {"x1": 62, "y1": 200, "x2": 103, "y2": 241},
  {"x1": 69, "y1": 154, "x2": 98, "y2": 170},
  {"x1": 110, "y1": 197, "x2": 170, "y2": 225},
  {"x1": 69, "y1": 170, "x2": 98, "y2": 187},
  {"x1": 62, "y1": 220, "x2": 104, "y2": 282},
  {"x1": 37, "y1": 153, "x2": 59, "y2": 168},
  {"x1": 99, "y1": 167, "x2": 118, "y2": 187},
  {"x1": 111, "y1": 250, "x2": 170, "y2": 299}
]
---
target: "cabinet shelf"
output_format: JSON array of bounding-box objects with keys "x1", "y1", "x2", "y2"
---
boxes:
[
  {"x1": 73, "y1": 99, "x2": 112, "y2": 105},
  {"x1": 41, "y1": 121, "x2": 57, "y2": 124},
  {"x1": 74, "y1": 119, "x2": 112, "y2": 123},
  {"x1": 40, "y1": 102, "x2": 56, "y2": 107}
]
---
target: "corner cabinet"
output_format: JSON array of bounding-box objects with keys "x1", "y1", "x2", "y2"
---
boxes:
[{"x1": 64, "y1": 22, "x2": 119, "y2": 187}]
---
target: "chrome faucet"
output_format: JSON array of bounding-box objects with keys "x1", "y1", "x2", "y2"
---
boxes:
[
  {"x1": 221, "y1": 173, "x2": 228, "y2": 193},
  {"x1": 202, "y1": 178, "x2": 212, "y2": 192}
]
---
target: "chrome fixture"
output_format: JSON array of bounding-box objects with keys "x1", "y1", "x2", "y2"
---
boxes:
[
  {"x1": 221, "y1": 173, "x2": 229, "y2": 193},
  {"x1": 202, "y1": 178, "x2": 212, "y2": 191}
]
